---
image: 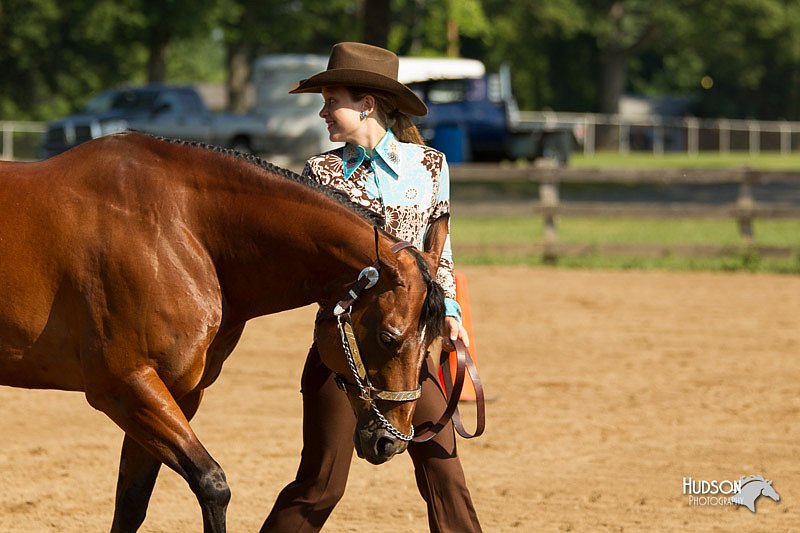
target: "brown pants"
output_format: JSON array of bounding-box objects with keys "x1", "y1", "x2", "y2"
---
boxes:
[{"x1": 261, "y1": 343, "x2": 482, "y2": 533}]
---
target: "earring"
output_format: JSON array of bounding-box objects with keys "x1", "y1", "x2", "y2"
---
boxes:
[{"x1": 359, "y1": 110, "x2": 367, "y2": 120}]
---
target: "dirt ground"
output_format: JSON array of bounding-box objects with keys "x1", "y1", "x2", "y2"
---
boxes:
[{"x1": 1, "y1": 266, "x2": 799, "y2": 532}]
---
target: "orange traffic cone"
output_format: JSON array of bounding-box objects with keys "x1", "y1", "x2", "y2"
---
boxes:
[{"x1": 439, "y1": 271, "x2": 478, "y2": 401}]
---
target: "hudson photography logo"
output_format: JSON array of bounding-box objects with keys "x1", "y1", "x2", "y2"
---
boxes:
[{"x1": 683, "y1": 475, "x2": 781, "y2": 513}]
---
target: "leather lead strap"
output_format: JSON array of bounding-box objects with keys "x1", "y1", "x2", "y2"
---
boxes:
[
  {"x1": 440, "y1": 339, "x2": 485, "y2": 439},
  {"x1": 390, "y1": 240, "x2": 415, "y2": 253},
  {"x1": 374, "y1": 226, "x2": 381, "y2": 264},
  {"x1": 412, "y1": 339, "x2": 486, "y2": 443}
]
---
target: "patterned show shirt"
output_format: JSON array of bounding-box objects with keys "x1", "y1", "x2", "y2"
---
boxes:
[{"x1": 301, "y1": 129, "x2": 461, "y2": 320}]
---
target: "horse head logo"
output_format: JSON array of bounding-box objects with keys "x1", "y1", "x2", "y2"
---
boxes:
[{"x1": 732, "y1": 475, "x2": 780, "y2": 513}]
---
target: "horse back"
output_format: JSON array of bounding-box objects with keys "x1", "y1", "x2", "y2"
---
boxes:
[{"x1": 0, "y1": 133, "x2": 224, "y2": 392}]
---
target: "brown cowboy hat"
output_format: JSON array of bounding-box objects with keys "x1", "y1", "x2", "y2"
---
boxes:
[{"x1": 289, "y1": 42, "x2": 428, "y2": 116}]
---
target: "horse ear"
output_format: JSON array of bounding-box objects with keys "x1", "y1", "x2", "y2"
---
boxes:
[{"x1": 422, "y1": 214, "x2": 449, "y2": 276}]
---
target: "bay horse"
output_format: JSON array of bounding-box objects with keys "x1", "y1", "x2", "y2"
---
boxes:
[{"x1": 0, "y1": 131, "x2": 447, "y2": 532}]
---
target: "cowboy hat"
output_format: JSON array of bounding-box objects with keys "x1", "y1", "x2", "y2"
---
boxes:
[{"x1": 289, "y1": 42, "x2": 427, "y2": 116}]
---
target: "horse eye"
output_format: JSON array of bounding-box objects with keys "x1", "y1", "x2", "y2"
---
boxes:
[{"x1": 379, "y1": 331, "x2": 396, "y2": 346}]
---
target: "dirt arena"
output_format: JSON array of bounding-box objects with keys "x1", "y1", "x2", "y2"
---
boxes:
[{"x1": 1, "y1": 266, "x2": 798, "y2": 532}]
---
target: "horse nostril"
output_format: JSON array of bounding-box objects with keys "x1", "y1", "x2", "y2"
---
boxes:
[{"x1": 376, "y1": 436, "x2": 395, "y2": 457}]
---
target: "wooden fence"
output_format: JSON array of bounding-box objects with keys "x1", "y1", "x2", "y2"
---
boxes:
[{"x1": 449, "y1": 163, "x2": 800, "y2": 260}]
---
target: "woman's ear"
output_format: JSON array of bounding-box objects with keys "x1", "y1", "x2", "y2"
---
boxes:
[
  {"x1": 363, "y1": 94, "x2": 376, "y2": 115},
  {"x1": 422, "y1": 214, "x2": 449, "y2": 276}
]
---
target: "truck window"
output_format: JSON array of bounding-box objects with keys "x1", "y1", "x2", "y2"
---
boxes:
[
  {"x1": 178, "y1": 91, "x2": 204, "y2": 114},
  {"x1": 154, "y1": 92, "x2": 183, "y2": 115},
  {"x1": 427, "y1": 80, "x2": 467, "y2": 104},
  {"x1": 426, "y1": 78, "x2": 487, "y2": 104},
  {"x1": 84, "y1": 90, "x2": 158, "y2": 113}
]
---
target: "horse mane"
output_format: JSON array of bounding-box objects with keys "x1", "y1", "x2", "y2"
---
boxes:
[
  {"x1": 739, "y1": 475, "x2": 767, "y2": 486},
  {"x1": 146, "y1": 133, "x2": 385, "y2": 227},
  {"x1": 148, "y1": 133, "x2": 442, "y2": 337},
  {"x1": 405, "y1": 242, "x2": 445, "y2": 345}
]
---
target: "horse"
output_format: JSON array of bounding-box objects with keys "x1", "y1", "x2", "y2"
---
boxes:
[
  {"x1": 732, "y1": 475, "x2": 781, "y2": 513},
  {"x1": 0, "y1": 131, "x2": 448, "y2": 532}
]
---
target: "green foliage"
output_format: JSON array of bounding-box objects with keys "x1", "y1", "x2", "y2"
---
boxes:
[
  {"x1": 167, "y1": 31, "x2": 227, "y2": 83},
  {"x1": 3, "y1": 0, "x2": 800, "y2": 121}
]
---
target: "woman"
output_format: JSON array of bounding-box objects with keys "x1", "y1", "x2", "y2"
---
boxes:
[{"x1": 262, "y1": 42, "x2": 482, "y2": 533}]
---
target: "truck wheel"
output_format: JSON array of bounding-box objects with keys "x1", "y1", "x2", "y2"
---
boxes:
[{"x1": 231, "y1": 137, "x2": 253, "y2": 155}]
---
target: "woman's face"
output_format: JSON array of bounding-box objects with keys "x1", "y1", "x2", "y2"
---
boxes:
[{"x1": 319, "y1": 86, "x2": 367, "y2": 144}]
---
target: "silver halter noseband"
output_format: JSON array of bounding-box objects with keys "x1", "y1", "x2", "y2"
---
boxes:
[{"x1": 326, "y1": 239, "x2": 422, "y2": 442}]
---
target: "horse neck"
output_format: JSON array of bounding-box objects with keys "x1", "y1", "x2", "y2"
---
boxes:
[{"x1": 195, "y1": 163, "x2": 382, "y2": 321}]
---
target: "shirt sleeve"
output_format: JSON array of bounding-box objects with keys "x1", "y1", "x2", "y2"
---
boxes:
[
  {"x1": 431, "y1": 157, "x2": 462, "y2": 322},
  {"x1": 301, "y1": 161, "x2": 316, "y2": 181}
]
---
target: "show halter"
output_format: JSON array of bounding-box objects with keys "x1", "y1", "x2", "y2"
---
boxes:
[{"x1": 324, "y1": 228, "x2": 484, "y2": 443}]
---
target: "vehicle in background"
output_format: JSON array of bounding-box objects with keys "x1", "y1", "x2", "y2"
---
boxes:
[
  {"x1": 40, "y1": 85, "x2": 268, "y2": 159},
  {"x1": 252, "y1": 55, "x2": 340, "y2": 167},
  {"x1": 402, "y1": 60, "x2": 577, "y2": 165},
  {"x1": 251, "y1": 54, "x2": 577, "y2": 166}
]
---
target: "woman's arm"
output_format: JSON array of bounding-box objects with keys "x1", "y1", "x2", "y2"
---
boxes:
[
  {"x1": 430, "y1": 158, "x2": 460, "y2": 319},
  {"x1": 430, "y1": 157, "x2": 470, "y2": 348}
]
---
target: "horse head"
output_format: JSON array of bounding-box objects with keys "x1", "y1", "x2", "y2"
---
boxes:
[
  {"x1": 761, "y1": 480, "x2": 780, "y2": 502},
  {"x1": 315, "y1": 222, "x2": 447, "y2": 465}
]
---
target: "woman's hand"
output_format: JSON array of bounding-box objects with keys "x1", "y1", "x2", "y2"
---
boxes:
[{"x1": 442, "y1": 316, "x2": 470, "y2": 352}]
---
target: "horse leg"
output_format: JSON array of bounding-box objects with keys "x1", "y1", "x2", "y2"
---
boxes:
[
  {"x1": 110, "y1": 435, "x2": 161, "y2": 532},
  {"x1": 110, "y1": 389, "x2": 205, "y2": 532},
  {"x1": 87, "y1": 369, "x2": 229, "y2": 533}
]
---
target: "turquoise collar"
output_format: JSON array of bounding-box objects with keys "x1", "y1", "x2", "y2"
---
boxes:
[{"x1": 342, "y1": 129, "x2": 402, "y2": 180}]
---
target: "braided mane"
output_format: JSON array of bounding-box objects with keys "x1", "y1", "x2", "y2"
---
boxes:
[
  {"x1": 149, "y1": 134, "x2": 442, "y2": 336},
  {"x1": 148, "y1": 133, "x2": 384, "y2": 227}
]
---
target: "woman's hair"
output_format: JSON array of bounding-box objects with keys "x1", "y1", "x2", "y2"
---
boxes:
[{"x1": 348, "y1": 87, "x2": 426, "y2": 145}]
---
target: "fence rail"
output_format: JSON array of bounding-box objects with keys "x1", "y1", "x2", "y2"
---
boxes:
[
  {"x1": 518, "y1": 111, "x2": 800, "y2": 156},
  {"x1": 0, "y1": 121, "x2": 46, "y2": 161},
  {"x1": 450, "y1": 163, "x2": 800, "y2": 260},
  {"x1": 7, "y1": 111, "x2": 800, "y2": 161}
]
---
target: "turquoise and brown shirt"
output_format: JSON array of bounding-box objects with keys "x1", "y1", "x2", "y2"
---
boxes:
[{"x1": 302, "y1": 129, "x2": 461, "y2": 320}]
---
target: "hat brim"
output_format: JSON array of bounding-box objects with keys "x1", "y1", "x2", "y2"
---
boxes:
[{"x1": 289, "y1": 68, "x2": 428, "y2": 116}]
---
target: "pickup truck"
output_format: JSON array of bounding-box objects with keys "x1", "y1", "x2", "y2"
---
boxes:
[
  {"x1": 40, "y1": 85, "x2": 268, "y2": 158},
  {"x1": 250, "y1": 54, "x2": 577, "y2": 167},
  {"x1": 404, "y1": 63, "x2": 577, "y2": 165}
]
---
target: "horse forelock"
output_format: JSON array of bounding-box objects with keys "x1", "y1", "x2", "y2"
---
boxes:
[{"x1": 145, "y1": 133, "x2": 384, "y2": 227}]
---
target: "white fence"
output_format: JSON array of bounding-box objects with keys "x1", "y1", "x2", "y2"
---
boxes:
[
  {"x1": 5, "y1": 114, "x2": 800, "y2": 161},
  {"x1": 519, "y1": 111, "x2": 800, "y2": 156},
  {"x1": 0, "y1": 121, "x2": 46, "y2": 161}
]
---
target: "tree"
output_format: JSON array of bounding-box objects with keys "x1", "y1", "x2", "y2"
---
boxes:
[
  {"x1": 0, "y1": 0, "x2": 148, "y2": 119},
  {"x1": 218, "y1": 0, "x2": 361, "y2": 112},
  {"x1": 129, "y1": 0, "x2": 221, "y2": 83},
  {"x1": 364, "y1": 0, "x2": 391, "y2": 48},
  {"x1": 683, "y1": 0, "x2": 800, "y2": 119},
  {"x1": 593, "y1": 1, "x2": 661, "y2": 114}
]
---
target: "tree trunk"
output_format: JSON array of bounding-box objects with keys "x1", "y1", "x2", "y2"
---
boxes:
[
  {"x1": 595, "y1": 1, "x2": 627, "y2": 149},
  {"x1": 444, "y1": 0, "x2": 460, "y2": 57},
  {"x1": 227, "y1": 43, "x2": 252, "y2": 113},
  {"x1": 363, "y1": 0, "x2": 390, "y2": 48},
  {"x1": 147, "y1": 41, "x2": 168, "y2": 84},
  {"x1": 599, "y1": 48, "x2": 626, "y2": 115},
  {"x1": 447, "y1": 18, "x2": 459, "y2": 57}
]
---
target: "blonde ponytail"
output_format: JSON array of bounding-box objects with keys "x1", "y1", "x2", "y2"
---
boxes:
[{"x1": 389, "y1": 110, "x2": 426, "y2": 145}]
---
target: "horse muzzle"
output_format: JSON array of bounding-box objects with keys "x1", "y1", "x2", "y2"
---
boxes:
[{"x1": 353, "y1": 411, "x2": 410, "y2": 465}]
